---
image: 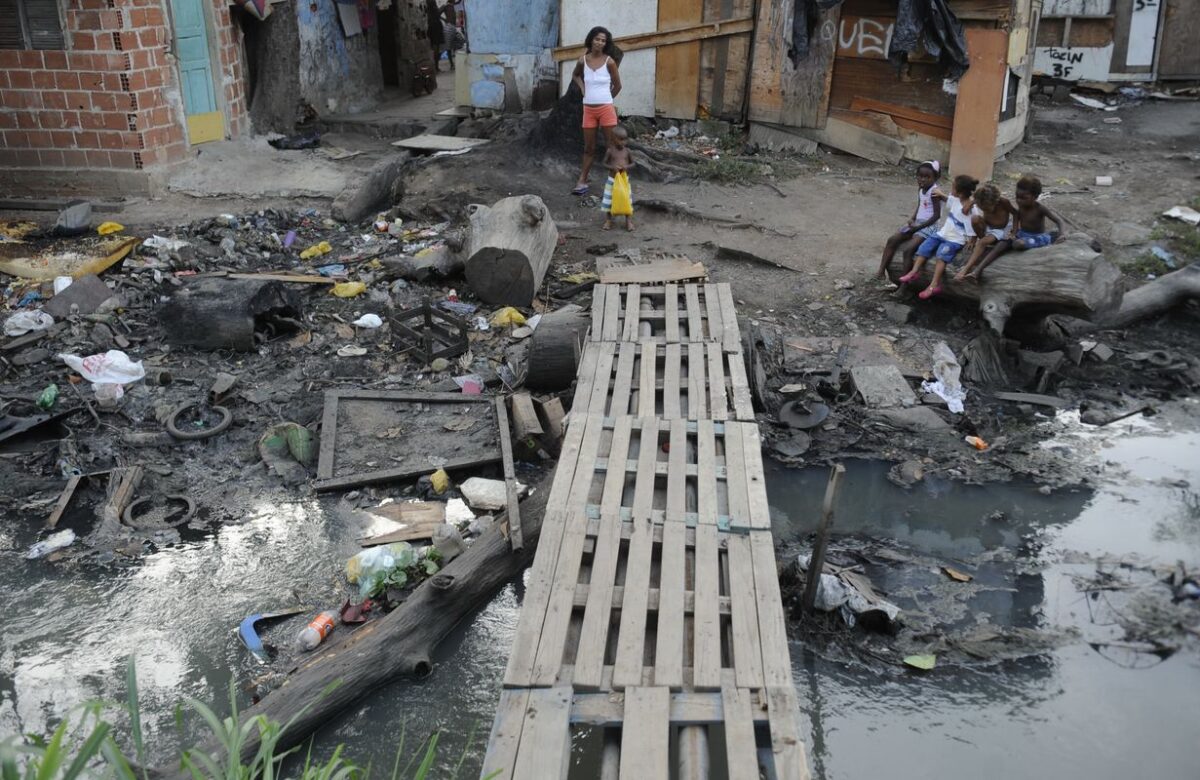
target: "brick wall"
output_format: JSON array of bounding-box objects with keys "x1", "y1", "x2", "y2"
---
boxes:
[{"x1": 0, "y1": 0, "x2": 247, "y2": 177}]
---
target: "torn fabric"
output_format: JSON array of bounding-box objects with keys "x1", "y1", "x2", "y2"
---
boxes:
[
  {"x1": 890, "y1": 0, "x2": 970, "y2": 79},
  {"x1": 788, "y1": 0, "x2": 845, "y2": 66}
]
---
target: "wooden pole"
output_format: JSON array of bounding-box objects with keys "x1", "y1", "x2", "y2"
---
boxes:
[{"x1": 801, "y1": 464, "x2": 845, "y2": 612}]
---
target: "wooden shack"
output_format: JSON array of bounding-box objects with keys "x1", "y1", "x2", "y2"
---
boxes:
[{"x1": 748, "y1": 0, "x2": 1037, "y2": 179}]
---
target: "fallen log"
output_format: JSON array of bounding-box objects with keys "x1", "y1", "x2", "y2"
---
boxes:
[
  {"x1": 1023, "y1": 262, "x2": 1200, "y2": 345},
  {"x1": 159, "y1": 278, "x2": 303, "y2": 352},
  {"x1": 464, "y1": 195, "x2": 559, "y2": 307},
  {"x1": 525, "y1": 308, "x2": 590, "y2": 391},
  {"x1": 885, "y1": 233, "x2": 1123, "y2": 333},
  {"x1": 208, "y1": 473, "x2": 553, "y2": 766}
]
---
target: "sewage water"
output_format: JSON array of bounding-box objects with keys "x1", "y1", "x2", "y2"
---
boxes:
[{"x1": 1, "y1": 408, "x2": 1198, "y2": 778}]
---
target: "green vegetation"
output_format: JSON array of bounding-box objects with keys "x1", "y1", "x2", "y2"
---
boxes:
[{"x1": 0, "y1": 661, "x2": 463, "y2": 780}]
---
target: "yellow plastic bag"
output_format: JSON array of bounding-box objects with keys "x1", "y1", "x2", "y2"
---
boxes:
[
  {"x1": 489, "y1": 307, "x2": 526, "y2": 328},
  {"x1": 430, "y1": 468, "x2": 450, "y2": 494},
  {"x1": 97, "y1": 221, "x2": 125, "y2": 235},
  {"x1": 331, "y1": 281, "x2": 366, "y2": 297},
  {"x1": 300, "y1": 241, "x2": 332, "y2": 260},
  {"x1": 610, "y1": 171, "x2": 633, "y2": 217}
]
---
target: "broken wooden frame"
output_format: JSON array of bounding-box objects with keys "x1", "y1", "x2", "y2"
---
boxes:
[
  {"x1": 315, "y1": 390, "x2": 500, "y2": 491},
  {"x1": 391, "y1": 303, "x2": 470, "y2": 364}
]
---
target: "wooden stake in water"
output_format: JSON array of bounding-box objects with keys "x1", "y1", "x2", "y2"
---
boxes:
[{"x1": 802, "y1": 463, "x2": 846, "y2": 612}]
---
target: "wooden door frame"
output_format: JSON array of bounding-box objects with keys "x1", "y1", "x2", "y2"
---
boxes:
[{"x1": 164, "y1": 0, "x2": 230, "y2": 145}]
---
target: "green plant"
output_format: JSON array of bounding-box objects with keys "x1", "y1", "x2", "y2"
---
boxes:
[
  {"x1": 1121, "y1": 251, "x2": 1172, "y2": 277},
  {"x1": 690, "y1": 157, "x2": 764, "y2": 184}
]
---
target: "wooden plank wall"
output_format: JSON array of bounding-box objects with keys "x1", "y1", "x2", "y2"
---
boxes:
[
  {"x1": 748, "y1": 0, "x2": 842, "y2": 127},
  {"x1": 698, "y1": 0, "x2": 755, "y2": 119},
  {"x1": 656, "y1": 0, "x2": 705, "y2": 118},
  {"x1": 948, "y1": 27, "x2": 1009, "y2": 180}
]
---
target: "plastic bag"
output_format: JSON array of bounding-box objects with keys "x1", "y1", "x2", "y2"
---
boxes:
[
  {"x1": 610, "y1": 171, "x2": 633, "y2": 216},
  {"x1": 921, "y1": 341, "x2": 966, "y2": 414},
  {"x1": 59, "y1": 350, "x2": 146, "y2": 403},
  {"x1": 331, "y1": 281, "x2": 366, "y2": 298},
  {"x1": 346, "y1": 542, "x2": 418, "y2": 597},
  {"x1": 4, "y1": 310, "x2": 54, "y2": 337},
  {"x1": 489, "y1": 307, "x2": 526, "y2": 328},
  {"x1": 351, "y1": 313, "x2": 383, "y2": 328}
]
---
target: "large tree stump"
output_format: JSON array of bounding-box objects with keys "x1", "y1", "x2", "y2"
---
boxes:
[
  {"x1": 525, "y1": 308, "x2": 590, "y2": 391},
  {"x1": 886, "y1": 233, "x2": 1123, "y2": 333},
  {"x1": 464, "y1": 195, "x2": 559, "y2": 307},
  {"x1": 159, "y1": 278, "x2": 302, "y2": 352}
]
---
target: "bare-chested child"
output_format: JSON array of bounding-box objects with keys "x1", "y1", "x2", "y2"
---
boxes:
[
  {"x1": 876, "y1": 161, "x2": 944, "y2": 279},
  {"x1": 601, "y1": 126, "x2": 634, "y2": 232},
  {"x1": 954, "y1": 183, "x2": 1015, "y2": 282},
  {"x1": 959, "y1": 175, "x2": 1066, "y2": 280}
]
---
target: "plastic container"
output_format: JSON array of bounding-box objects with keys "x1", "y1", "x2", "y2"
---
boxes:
[
  {"x1": 295, "y1": 611, "x2": 336, "y2": 651},
  {"x1": 964, "y1": 435, "x2": 989, "y2": 451}
]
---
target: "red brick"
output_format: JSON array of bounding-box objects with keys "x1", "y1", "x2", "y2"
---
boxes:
[
  {"x1": 0, "y1": 149, "x2": 18, "y2": 166},
  {"x1": 65, "y1": 52, "x2": 94, "y2": 71},
  {"x1": 84, "y1": 149, "x2": 111, "y2": 167},
  {"x1": 90, "y1": 92, "x2": 117, "y2": 111},
  {"x1": 32, "y1": 71, "x2": 57, "y2": 90},
  {"x1": 117, "y1": 31, "x2": 139, "y2": 49},
  {"x1": 72, "y1": 32, "x2": 97, "y2": 51},
  {"x1": 17, "y1": 51, "x2": 43, "y2": 69},
  {"x1": 16, "y1": 112, "x2": 38, "y2": 130},
  {"x1": 61, "y1": 149, "x2": 88, "y2": 167},
  {"x1": 9, "y1": 71, "x2": 34, "y2": 89},
  {"x1": 3, "y1": 91, "x2": 41, "y2": 110},
  {"x1": 97, "y1": 131, "x2": 125, "y2": 150},
  {"x1": 63, "y1": 91, "x2": 91, "y2": 110},
  {"x1": 26, "y1": 130, "x2": 53, "y2": 148},
  {"x1": 143, "y1": 69, "x2": 165, "y2": 88},
  {"x1": 138, "y1": 146, "x2": 161, "y2": 166},
  {"x1": 54, "y1": 72, "x2": 79, "y2": 90},
  {"x1": 0, "y1": 71, "x2": 7, "y2": 89},
  {"x1": 14, "y1": 149, "x2": 41, "y2": 166},
  {"x1": 74, "y1": 130, "x2": 100, "y2": 148},
  {"x1": 0, "y1": 51, "x2": 18, "y2": 69},
  {"x1": 37, "y1": 111, "x2": 65, "y2": 129},
  {"x1": 93, "y1": 33, "x2": 115, "y2": 51},
  {"x1": 137, "y1": 29, "x2": 165, "y2": 47},
  {"x1": 39, "y1": 149, "x2": 66, "y2": 167},
  {"x1": 162, "y1": 141, "x2": 187, "y2": 162},
  {"x1": 110, "y1": 150, "x2": 136, "y2": 168},
  {"x1": 50, "y1": 130, "x2": 75, "y2": 146},
  {"x1": 60, "y1": 111, "x2": 81, "y2": 129},
  {"x1": 0, "y1": 113, "x2": 15, "y2": 130},
  {"x1": 126, "y1": 71, "x2": 147, "y2": 91},
  {"x1": 42, "y1": 51, "x2": 68, "y2": 69}
]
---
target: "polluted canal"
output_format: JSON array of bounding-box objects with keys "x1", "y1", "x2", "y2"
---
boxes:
[{"x1": 2, "y1": 402, "x2": 1197, "y2": 776}]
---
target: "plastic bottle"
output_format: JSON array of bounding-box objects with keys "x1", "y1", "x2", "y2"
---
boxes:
[
  {"x1": 964, "y1": 435, "x2": 989, "y2": 451},
  {"x1": 295, "y1": 611, "x2": 336, "y2": 651},
  {"x1": 36, "y1": 384, "x2": 58, "y2": 410}
]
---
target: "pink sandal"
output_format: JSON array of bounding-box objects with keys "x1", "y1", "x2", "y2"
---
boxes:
[
  {"x1": 898, "y1": 271, "x2": 920, "y2": 284},
  {"x1": 918, "y1": 285, "x2": 943, "y2": 300}
]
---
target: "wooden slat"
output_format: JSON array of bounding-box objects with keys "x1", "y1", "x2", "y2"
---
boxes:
[
  {"x1": 589, "y1": 343, "x2": 617, "y2": 415},
  {"x1": 610, "y1": 342, "x2": 637, "y2": 417},
  {"x1": 751, "y1": 532, "x2": 793, "y2": 688},
  {"x1": 688, "y1": 342, "x2": 707, "y2": 419},
  {"x1": 613, "y1": 418, "x2": 660, "y2": 688},
  {"x1": 696, "y1": 419, "x2": 718, "y2": 525},
  {"x1": 531, "y1": 414, "x2": 607, "y2": 685},
  {"x1": 666, "y1": 419, "x2": 687, "y2": 517},
  {"x1": 727, "y1": 349, "x2": 754, "y2": 420},
  {"x1": 849, "y1": 95, "x2": 953, "y2": 128},
  {"x1": 591, "y1": 284, "x2": 605, "y2": 342},
  {"x1": 684, "y1": 284, "x2": 703, "y2": 340},
  {"x1": 623, "y1": 283, "x2": 642, "y2": 341},
  {"x1": 656, "y1": 0, "x2": 703, "y2": 119},
  {"x1": 708, "y1": 343, "x2": 728, "y2": 422},
  {"x1": 664, "y1": 283, "x2": 680, "y2": 342},
  {"x1": 603, "y1": 284, "x2": 621, "y2": 341},
  {"x1": 553, "y1": 16, "x2": 755, "y2": 62},
  {"x1": 573, "y1": 339, "x2": 603, "y2": 413},
  {"x1": 511, "y1": 687, "x2": 573, "y2": 778},
  {"x1": 574, "y1": 416, "x2": 634, "y2": 690},
  {"x1": 724, "y1": 422, "x2": 750, "y2": 531},
  {"x1": 317, "y1": 393, "x2": 339, "y2": 479},
  {"x1": 726, "y1": 534, "x2": 764, "y2": 688},
  {"x1": 948, "y1": 28, "x2": 1009, "y2": 182},
  {"x1": 703, "y1": 283, "x2": 723, "y2": 345},
  {"x1": 741, "y1": 423, "x2": 771, "y2": 530},
  {"x1": 638, "y1": 341, "x2": 657, "y2": 417},
  {"x1": 494, "y1": 397, "x2": 523, "y2": 551},
  {"x1": 663, "y1": 343, "x2": 682, "y2": 419},
  {"x1": 717, "y1": 282, "x2": 740, "y2": 352},
  {"x1": 766, "y1": 686, "x2": 810, "y2": 780},
  {"x1": 654, "y1": 520, "x2": 687, "y2": 688},
  {"x1": 722, "y1": 685, "x2": 761, "y2": 780},
  {"x1": 692, "y1": 523, "x2": 722, "y2": 690},
  {"x1": 619, "y1": 687, "x2": 671, "y2": 778},
  {"x1": 480, "y1": 689, "x2": 530, "y2": 780}
]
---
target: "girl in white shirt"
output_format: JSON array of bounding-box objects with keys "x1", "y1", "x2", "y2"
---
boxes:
[{"x1": 899, "y1": 174, "x2": 979, "y2": 300}]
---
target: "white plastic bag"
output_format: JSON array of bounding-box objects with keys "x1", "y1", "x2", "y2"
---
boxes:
[
  {"x1": 346, "y1": 542, "x2": 418, "y2": 598},
  {"x1": 26, "y1": 529, "x2": 75, "y2": 559},
  {"x1": 352, "y1": 313, "x2": 383, "y2": 328},
  {"x1": 59, "y1": 350, "x2": 146, "y2": 403},
  {"x1": 921, "y1": 342, "x2": 967, "y2": 414},
  {"x1": 4, "y1": 311, "x2": 54, "y2": 337}
]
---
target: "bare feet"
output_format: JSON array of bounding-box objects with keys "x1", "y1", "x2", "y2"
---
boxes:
[
  {"x1": 602, "y1": 219, "x2": 613, "y2": 231},
  {"x1": 625, "y1": 218, "x2": 635, "y2": 232},
  {"x1": 953, "y1": 270, "x2": 967, "y2": 282}
]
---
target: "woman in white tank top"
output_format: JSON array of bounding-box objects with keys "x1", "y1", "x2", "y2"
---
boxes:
[{"x1": 570, "y1": 26, "x2": 623, "y2": 195}]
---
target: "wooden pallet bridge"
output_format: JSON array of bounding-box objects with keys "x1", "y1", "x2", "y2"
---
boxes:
[{"x1": 483, "y1": 284, "x2": 808, "y2": 779}]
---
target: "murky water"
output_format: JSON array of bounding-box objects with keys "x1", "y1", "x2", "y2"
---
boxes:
[{"x1": 2, "y1": 405, "x2": 1197, "y2": 777}]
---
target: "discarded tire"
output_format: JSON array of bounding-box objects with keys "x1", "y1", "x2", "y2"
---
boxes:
[{"x1": 166, "y1": 403, "x2": 233, "y2": 441}]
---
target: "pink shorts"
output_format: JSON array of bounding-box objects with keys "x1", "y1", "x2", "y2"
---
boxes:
[{"x1": 583, "y1": 103, "x2": 618, "y2": 129}]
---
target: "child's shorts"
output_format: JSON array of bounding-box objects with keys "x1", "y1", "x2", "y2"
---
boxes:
[
  {"x1": 909, "y1": 225, "x2": 938, "y2": 239},
  {"x1": 918, "y1": 235, "x2": 965, "y2": 264},
  {"x1": 583, "y1": 104, "x2": 619, "y2": 129},
  {"x1": 1016, "y1": 229, "x2": 1053, "y2": 248},
  {"x1": 983, "y1": 226, "x2": 1009, "y2": 241}
]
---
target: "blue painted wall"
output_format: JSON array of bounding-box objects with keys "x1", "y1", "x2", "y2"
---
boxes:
[
  {"x1": 465, "y1": 0, "x2": 558, "y2": 54},
  {"x1": 296, "y1": 0, "x2": 382, "y2": 114}
]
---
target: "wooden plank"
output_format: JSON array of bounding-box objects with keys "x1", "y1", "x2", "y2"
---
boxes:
[
  {"x1": 948, "y1": 28, "x2": 1009, "y2": 182},
  {"x1": 227, "y1": 272, "x2": 335, "y2": 284},
  {"x1": 591, "y1": 284, "x2": 605, "y2": 342},
  {"x1": 740, "y1": 423, "x2": 771, "y2": 530},
  {"x1": 391, "y1": 134, "x2": 490, "y2": 151},
  {"x1": 666, "y1": 419, "x2": 687, "y2": 518},
  {"x1": 829, "y1": 58, "x2": 956, "y2": 116},
  {"x1": 481, "y1": 689, "x2": 530, "y2": 780},
  {"x1": 664, "y1": 283, "x2": 680, "y2": 343},
  {"x1": 599, "y1": 260, "x2": 708, "y2": 284},
  {"x1": 723, "y1": 422, "x2": 749, "y2": 531},
  {"x1": 553, "y1": 16, "x2": 755, "y2": 61},
  {"x1": 748, "y1": 0, "x2": 841, "y2": 127},
  {"x1": 716, "y1": 282, "x2": 740, "y2": 352},
  {"x1": 707, "y1": 343, "x2": 728, "y2": 421},
  {"x1": 317, "y1": 393, "x2": 339, "y2": 479},
  {"x1": 791, "y1": 115, "x2": 904, "y2": 165},
  {"x1": 766, "y1": 686, "x2": 810, "y2": 780},
  {"x1": 611, "y1": 342, "x2": 637, "y2": 417},
  {"x1": 511, "y1": 687, "x2": 573, "y2": 779},
  {"x1": 623, "y1": 283, "x2": 642, "y2": 342},
  {"x1": 589, "y1": 343, "x2": 618, "y2": 416},
  {"x1": 509, "y1": 393, "x2": 543, "y2": 438},
  {"x1": 696, "y1": 419, "x2": 718, "y2": 525},
  {"x1": 45, "y1": 475, "x2": 82, "y2": 530},
  {"x1": 573, "y1": 340, "x2": 603, "y2": 409},
  {"x1": 654, "y1": 520, "x2": 687, "y2": 688},
  {"x1": 1158, "y1": 0, "x2": 1200, "y2": 77},
  {"x1": 692, "y1": 523, "x2": 722, "y2": 690},
  {"x1": 703, "y1": 283, "x2": 724, "y2": 347},
  {"x1": 751, "y1": 532, "x2": 793, "y2": 688},
  {"x1": 848, "y1": 96, "x2": 954, "y2": 128},
  {"x1": 603, "y1": 284, "x2": 622, "y2": 341},
  {"x1": 663, "y1": 343, "x2": 683, "y2": 419},
  {"x1": 656, "y1": 4, "x2": 702, "y2": 120},
  {"x1": 638, "y1": 341, "x2": 657, "y2": 417},
  {"x1": 688, "y1": 342, "x2": 707, "y2": 419},
  {"x1": 684, "y1": 284, "x2": 703, "y2": 341},
  {"x1": 613, "y1": 418, "x2": 660, "y2": 688},
  {"x1": 726, "y1": 534, "x2": 764, "y2": 688},
  {"x1": 727, "y1": 349, "x2": 754, "y2": 420},
  {"x1": 722, "y1": 685, "x2": 762, "y2": 780},
  {"x1": 619, "y1": 687, "x2": 671, "y2": 778},
  {"x1": 496, "y1": 396, "x2": 523, "y2": 551},
  {"x1": 574, "y1": 416, "x2": 634, "y2": 690}
]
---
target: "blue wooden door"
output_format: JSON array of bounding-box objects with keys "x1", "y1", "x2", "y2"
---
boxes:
[{"x1": 170, "y1": 0, "x2": 223, "y2": 143}]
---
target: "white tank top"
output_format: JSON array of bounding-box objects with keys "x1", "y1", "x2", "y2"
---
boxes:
[
  {"x1": 916, "y1": 184, "x2": 942, "y2": 222},
  {"x1": 583, "y1": 57, "x2": 613, "y2": 105}
]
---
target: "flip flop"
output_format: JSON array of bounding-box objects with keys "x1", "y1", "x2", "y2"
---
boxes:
[
  {"x1": 571, "y1": 184, "x2": 589, "y2": 195},
  {"x1": 918, "y1": 285, "x2": 943, "y2": 300},
  {"x1": 898, "y1": 271, "x2": 920, "y2": 284}
]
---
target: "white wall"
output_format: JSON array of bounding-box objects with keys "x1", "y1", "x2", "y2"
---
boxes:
[{"x1": 560, "y1": 0, "x2": 659, "y2": 116}]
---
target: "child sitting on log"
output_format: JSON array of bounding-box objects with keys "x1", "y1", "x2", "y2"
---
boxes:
[
  {"x1": 954, "y1": 182, "x2": 1016, "y2": 282},
  {"x1": 876, "y1": 160, "x2": 945, "y2": 279},
  {"x1": 898, "y1": 173, "x2": 979, "y2": 299},
  {"x1": 956, "y1": 175, "x2": 1067, "y2": 281}
]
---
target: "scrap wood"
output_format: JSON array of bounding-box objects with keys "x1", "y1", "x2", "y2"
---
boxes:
[
  {"x1": 598, "y1": 258, "x2": 708, "y2": 284},
  {"x1": 508, "y1": 392, "x2": 543, "y2": 439},
  {"x1": 0, "y1": 236, "x2": 138, "y2": 281},
  {"x1": 227, "y1": 272, "x2": 335, "y2": 284},
  {"x1": 46, "y1": 474, "x2": 84, "y2": 529},
  {"x1": 493, "y1": 396, "x2": 522, "y2": 551}
]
